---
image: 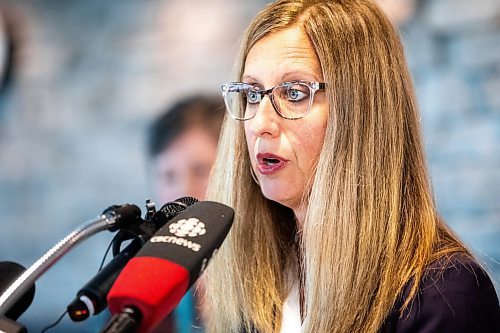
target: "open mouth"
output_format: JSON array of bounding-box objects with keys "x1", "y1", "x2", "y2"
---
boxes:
[
  {"x1": 262, "y1": 157, "x2": 281, "y2": 165},
  {"x1": 256, "y1": 153, "x2": 288, "y2": 175}
]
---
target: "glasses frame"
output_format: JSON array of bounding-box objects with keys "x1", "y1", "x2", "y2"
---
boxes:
[{"x1": 221, "y1": 80, "x2": 326, "y2": 121}]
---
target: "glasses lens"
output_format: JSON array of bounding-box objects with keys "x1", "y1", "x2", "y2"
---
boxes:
[
  {"x1": 273, "y1": 82, "x2": 312, "y2": 119},
  {"x1": 223, "y1": 84, "x2": 260, "y2": 120}
]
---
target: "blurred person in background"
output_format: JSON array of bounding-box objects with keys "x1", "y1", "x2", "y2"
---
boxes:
[{"x1": 146, "y1": 94, "x2": 225, "y2": 332}]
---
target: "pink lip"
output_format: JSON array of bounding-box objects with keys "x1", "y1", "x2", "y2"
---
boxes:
[{"x1": 256, "y1": 153, "x2": 288, "y2": 175}]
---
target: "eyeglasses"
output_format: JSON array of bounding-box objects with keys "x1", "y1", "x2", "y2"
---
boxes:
[{"x1": 221, "y1": 80, "x2": 325, "y2": 121}]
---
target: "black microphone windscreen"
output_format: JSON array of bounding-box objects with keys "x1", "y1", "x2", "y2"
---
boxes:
[
  {"x1": 0, "y1": 262, "x2": 36, "y2": 320},
  {"x1": 152, "y1": 196, "x2": 199, "y2": 228}
]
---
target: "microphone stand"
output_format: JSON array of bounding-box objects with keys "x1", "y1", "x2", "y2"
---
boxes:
[
  {"x1": 100, "y1": 307, "x2": 141, "y2": 333},
  {"x1": 0, "y1": 206, "x2": 139, "y2": 315}
]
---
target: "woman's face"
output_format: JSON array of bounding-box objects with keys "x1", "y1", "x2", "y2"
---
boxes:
[{"x1": 243, "y1": 25, "x2": 328, "y2": 214}]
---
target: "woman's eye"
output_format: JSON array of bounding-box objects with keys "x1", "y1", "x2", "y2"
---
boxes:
[
  {"x1": 286, "y1": 88, "x2": 308, "y2": 102},
  {"x1": 247, "y1": 91, "x2": 261, "y2": 104}
]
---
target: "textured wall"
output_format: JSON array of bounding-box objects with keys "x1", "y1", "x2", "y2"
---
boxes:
[
  {"x1": 401, "y1": 0, "x2": 500, "y2": 281},
  {"x1": 0, "y1": 0, "x2": 498, "y2": 332}
]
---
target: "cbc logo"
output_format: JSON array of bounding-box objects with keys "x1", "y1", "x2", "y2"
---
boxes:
[{"x1": 169, "y1": 218, "x2": 206, "y2": 238}]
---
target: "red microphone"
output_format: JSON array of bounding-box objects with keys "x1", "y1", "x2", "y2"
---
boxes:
[{"x1": 103, "y1": 201, "x2": 234, "y2": 333}]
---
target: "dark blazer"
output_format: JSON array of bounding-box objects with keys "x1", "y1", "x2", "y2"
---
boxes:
[
  {"x1": 381, "y1": 253, "x2": 499, "y2": 332},
  {"x1": 243, "y1": 253, "x2": 499, "y2": 333}
]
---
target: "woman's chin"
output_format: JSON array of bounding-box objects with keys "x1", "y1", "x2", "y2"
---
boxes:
[{"x1": 260, "y1": 185, "x2": 299, "y2": 210}]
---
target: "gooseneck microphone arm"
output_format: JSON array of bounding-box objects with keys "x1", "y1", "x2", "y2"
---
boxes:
[{"x1": 0, "y1": 205, "x2": 141, "y2": 315}]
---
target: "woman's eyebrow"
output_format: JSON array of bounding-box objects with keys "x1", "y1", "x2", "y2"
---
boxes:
[
  {"x1": 241, "y1": 74, "x2": 261, "y2": 84},
  {"x1": 242, "y1": 71, "x2": 321, "y2": 85},
  {"x1": 281, "y1": 70, "x2": 322, "y2": 82}
]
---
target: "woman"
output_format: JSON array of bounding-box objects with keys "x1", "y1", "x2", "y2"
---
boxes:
[{"x1": 204, "y1": 0, "x2": 499, "y2": 332}]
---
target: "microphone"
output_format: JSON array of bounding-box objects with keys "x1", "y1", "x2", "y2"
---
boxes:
[
  {"x1": 66, "y1": 240, "x2": 143, "y2": 321},
  {"x1": 0, "y1": 262, "x2": 35, "y2": 333},
  {"x1": 67, "y1": 197, "x2": 198, "y2": 321},
  {"x1": 103, "y1": 201, "x2": 234, "y2": 333},
  {"x1": 0, "y1": 262, "x2": 35, "y2": 321}
]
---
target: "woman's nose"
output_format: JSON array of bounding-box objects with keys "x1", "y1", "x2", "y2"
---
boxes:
[{"x1": 245, "y1": 97, "x2": 280, "y2": 138}]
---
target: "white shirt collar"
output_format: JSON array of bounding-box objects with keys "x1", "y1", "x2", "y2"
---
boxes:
[{"x1": 279, "y1": 280, "x2": 303, "y2": 333}]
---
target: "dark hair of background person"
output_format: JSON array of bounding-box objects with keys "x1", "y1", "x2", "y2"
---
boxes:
[{"x1": 147, "y1": 95, "x2": 226, "y2": 159}]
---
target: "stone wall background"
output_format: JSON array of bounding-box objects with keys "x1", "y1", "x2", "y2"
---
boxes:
[
  {"x1": 402, "y1": 0, "x2": 500, "y2": 283},
  {"x1": 0, "y1": 0, "x2": 498, "y2": 332}
]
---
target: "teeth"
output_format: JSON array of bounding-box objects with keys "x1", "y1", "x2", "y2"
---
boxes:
[{"x1": 263, "y1": 158, "x2": 280, "y2": 165}]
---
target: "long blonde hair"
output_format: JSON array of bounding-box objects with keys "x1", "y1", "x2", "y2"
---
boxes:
[{"x1": 204, "y1": 1, "x2": 467, "y2": 332}]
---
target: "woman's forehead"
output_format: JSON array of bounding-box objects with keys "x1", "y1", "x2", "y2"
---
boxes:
[{"x1": 243, "y1": 26, "x2": 323, "y2": 84}]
